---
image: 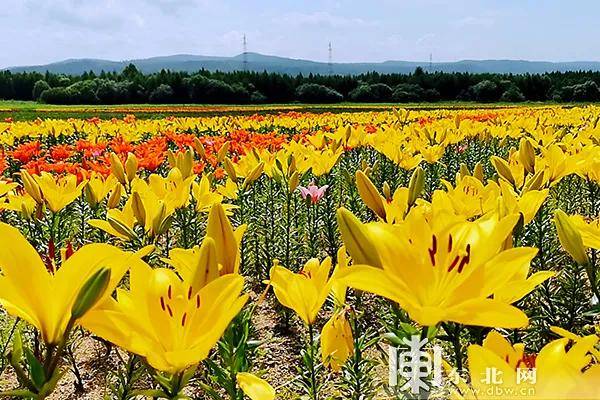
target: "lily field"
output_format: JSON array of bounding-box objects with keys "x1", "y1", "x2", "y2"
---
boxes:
[{"x1": 1, "y1": 104, "x2": 600, "y2": 399}]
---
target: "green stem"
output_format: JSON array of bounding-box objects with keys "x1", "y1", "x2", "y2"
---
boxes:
[
  {"x1": 45, "y1": 319, "x2": 75, "y2": 377},
  {"x1": 307, "y1": 323, "x2": 318, "y2": 400}
]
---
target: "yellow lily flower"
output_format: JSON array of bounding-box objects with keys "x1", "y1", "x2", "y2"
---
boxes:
[
  {"x1": 455, "y1": 330, "x2": 600, "y2": 399},
  {"x1": 147, "y1": 167, "x2": 195, "y2": 210},
  {"x1": 33, "y1": 171, "x2": 87, "y2": 213},
  {"x1": 321, "y1": 310, "x2": 353, "y2": 372},
  {"x1": 269, "y1": 257, "x2": 333, "y2": 325},
  {"x1": 496, "y1": 180, "x2": 548, "y2": 225},
  {"x1": 337, "y1": 208, "x2": 538, "y2": 328},
  {"x1": 554, "y1": 210, "x2": 590, "y2": 265},
  {"x1": 565, "y1": 213, "x2": 600, "y2": 250},
  {"x1": 355, "y1": 170, "x2": 386, "y2": 219},
  {"x1": 192, "y1": 174, "x2": 236, "y2": 214},
  {"x1": 236, "y1": 373, "x2": 276, "y2": 400},
  {"x1": 434, "y1": 176, "x2": 499, "y2": 220},
  {"x1": 0, "y1": 222, "x2": 135, "y2": 344},
  {"x1": 330, "y1": 246, "x2": 350, "y2": 306},
  {"x1": 81, "y1": 262, "x2": 248, "y2": 373},
  {"x1": 89, "y1": 197, "x2": 137, "y2": 241},
  {"x1": 206, "y1": 202, "x2": 247, "y2": 275},
  {"x1": 0, "y1": 180, "x2": 17, "y2": 198},
  {"x1": 217, "y1": 178, "x2": 240, "y2": 200},
  {"x1": 536, "y1": 144, "x2": 581, "y2": 186},
  {"x1": 309, "y1": 148, "x2": 343, "y2": 176},
  {"x1": 0, "y1": 192, "x2": 37, "y2": 219},
  {"x1": 21, "y1": 169, "x2": 44, "y2": 204},
  {"x1": 129, "y1": 182, "x2": 175, "y2": 238},
  {"x1": 163, "y1": 204, "x2": 245, "y2": 282},
  {"x1": 85, "y1": 173, "x2": 118, "y2": 208},
  {"x1": 167, "y1": 148, "x2": 194, "y2": 179}
]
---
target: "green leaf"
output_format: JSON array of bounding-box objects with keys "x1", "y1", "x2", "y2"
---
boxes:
[
  {"x1": 180, "y1": 365, "x2": 197, "y2": 387},
  {"x1": 24, "y1": 348, "x2": 46, "y2": 390},
  {"x1": 11, "y1": 329, "x2": 23, "y2": 366},
  {"x1": 38, "y1": 367, "x2": 66, "y2": 398}
]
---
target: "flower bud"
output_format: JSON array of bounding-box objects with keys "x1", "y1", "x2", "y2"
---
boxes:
[
  {"x1": 288, "y1": 155, "x2": 297, "y2": 175},
  {"x1": 355, "y1": 170, "x2": 386, "y2": 219},
  {"x1": 71, "y1": 267, "x2": 111, "y2": 319},
  {"x1": 519, "y1": 139, "x2": 536, "y2": 175},
  {"x1": 288, "y1": 171, "x2": 300, "y2": 193},
  {"x1": 180, "y1": 148, "x2": 194, "y2": 179},
  {"x1": 107, "y1": 184, "x2": 122, "y2": 209},
  {"x1": 473, "y1": 162, "x2": 484, "y2": 182},
  {"x1": 167, "y1": 150, "x2": 176, "y2": 168},
  {"x1": 524, "y1": 170, "x2": 545, "y2": 192},
  {"x1": 554, "y1": 210, "x2": 589, "y2": 265},
  {"x1": 153, "y1": 202, "x2": 171, "y2": 237},
  {"x1": 217, "y1": 142, "x2": 230, "y2": 162},
  {"x1": 243, "y1": 162, "x2": 264, "y2": 189},
  {"x1": 84, "y1": 182, "x2": 98, "y2": 208},
  {"x1": 21, "y1": 170, "x2": 43, "y2": 204},
  {"x1": 454, "y1": 113, "x2": 462, "y2": 129},
  {"x1": 382, "y1": 181, "x2": 392, "y2": 201},
  {"x1": 344, "y1": 125, "x2": 352, "y2": 142},
  {"x1": 131, "y1": 192, "x2": 146, "y2": 226},
  {"x1": 459, "y1": 163, "x2": 470, "y2": 179},
  {"x1": 408, "y1": 167, "x2": 425, "y2": 207},
  {"x1": 109, "y1": 153, "x2": 127, "y2": 185},
  {"x1": 336, "y1": 208, "x2": 382, "y2": 268},
  {"x1": 491, "y1": 156, "x2": 515, "y2": 186},
  {"x1": 224, "y1": 157, "x2": 238, "y2": 182},
  {"x1": 193, "y1": 137, "x2": 206, "y2": 158},
  {"x1": 125, "y1": 153, "x2": 138, "y2": 183},
  {"x1": 108, "y1": 216, "x2": 136, "y2": 241}
]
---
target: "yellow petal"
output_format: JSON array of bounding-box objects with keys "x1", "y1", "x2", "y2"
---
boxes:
[
  {"x1": 446, "y1": 298, "x2": 529, "y2": 328},
  {"x1": 206, "y1": 202, "x2": 240, "y2": 274},
  {"x1": 237, "y1": 373, "x2": 276, "y2": 400}
]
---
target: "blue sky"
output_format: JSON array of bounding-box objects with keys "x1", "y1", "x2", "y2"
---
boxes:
[{"x1": 1, "y1": 0, "x2": 599, "y2": 67}]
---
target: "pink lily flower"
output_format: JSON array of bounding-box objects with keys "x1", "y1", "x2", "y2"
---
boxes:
[{"x1": 298, "y1": 182, "x2": 329, "y2": 204}]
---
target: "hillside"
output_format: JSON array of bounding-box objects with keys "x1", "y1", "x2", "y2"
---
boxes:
[{"x1": 6, "y1": 53, "x2": 600, "y2": 75}]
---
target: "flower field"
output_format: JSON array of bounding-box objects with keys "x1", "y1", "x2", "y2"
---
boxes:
[{"x1": 0, "y1": 105, "x2": 600, "y2": 399}]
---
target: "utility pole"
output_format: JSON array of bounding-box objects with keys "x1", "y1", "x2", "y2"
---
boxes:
[
  {"x1": 429, "y1": 53, "x2": 433, "y2": 71},
  {"x1": 328, "y1": 42, "x2": 333, "y2": 75},
  {"x1": 243, "y1": 34, "x2": 248, "y2": 71}
]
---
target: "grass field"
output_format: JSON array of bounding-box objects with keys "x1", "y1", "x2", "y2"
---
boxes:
[{"x1": 0, "y1": 100, "x2": 559, "y2": 120}]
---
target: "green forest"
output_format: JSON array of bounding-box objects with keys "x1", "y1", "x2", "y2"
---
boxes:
[{"x1": 3, "y1": 64, "x2": 600, "y2": 104}]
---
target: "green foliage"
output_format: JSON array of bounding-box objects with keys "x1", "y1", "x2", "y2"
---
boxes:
[
  {"x1": 469, "y1": 79, "x2": 500, "y2": 102},
  {"x1": 4, "y1": 65, "x2": 600, "y2": 104},
  {"x1": 32, "y1": 80, "x2": 50, "y2": 100},
  {"x1": 149, "y1": 84, "x2": 175, "y2": 104},
  {"x1": 295, "y1": 83, "x2": 344, "y2": 103}
]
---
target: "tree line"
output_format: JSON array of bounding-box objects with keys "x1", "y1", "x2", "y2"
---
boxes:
[{"x1": 2, "y1": 64, "x2": 600, "y2": 104}]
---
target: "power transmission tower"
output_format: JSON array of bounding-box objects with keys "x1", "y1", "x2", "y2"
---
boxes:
[
  {"x1": 328, "y1": 42, "x2": 333, "y2": 75},
  {"x1": 429, "y1": 53, "x2": 433, "y2": 71},
  {"x1": 243, "y1": 34, "x2": 248, "y2": 71}
]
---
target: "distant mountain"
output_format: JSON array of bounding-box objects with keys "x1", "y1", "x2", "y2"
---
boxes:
[{"x1": 6, "y1": 53, "x2": 600, "y2": 75}]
